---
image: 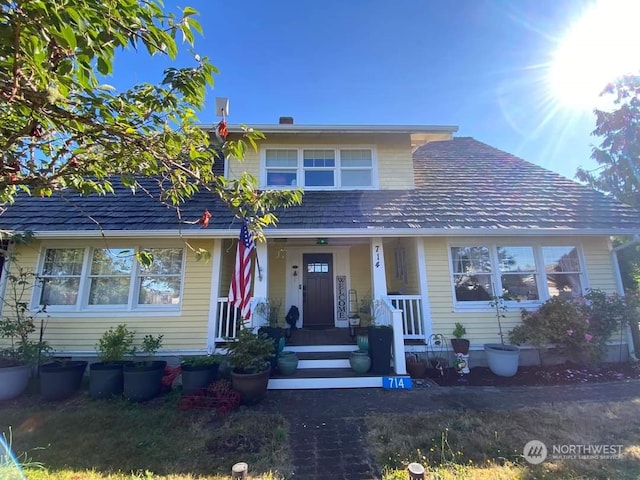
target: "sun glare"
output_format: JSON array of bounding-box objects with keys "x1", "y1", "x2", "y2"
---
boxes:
[{"x1": 549, "y1": 0, "x2": 640, "y2": 110}]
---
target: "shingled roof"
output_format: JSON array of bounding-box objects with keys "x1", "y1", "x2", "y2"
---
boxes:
[{"x1": 1, "y1": 137, "x2": 639, "y2": 236}]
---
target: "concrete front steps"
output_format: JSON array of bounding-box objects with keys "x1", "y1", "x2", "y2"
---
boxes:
[{"x1": 267, "y1": 344, "x2": 388, "y2": 390}]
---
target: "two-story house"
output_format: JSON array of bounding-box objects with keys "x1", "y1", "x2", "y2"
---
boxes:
[{"x1": 2, "y1": 118, "x2": 640, "y2": 389}]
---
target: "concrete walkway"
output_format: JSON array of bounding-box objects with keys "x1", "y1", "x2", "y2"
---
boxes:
[{"x1": 257, "y1": 380, "x2": 640, "y2": 479}]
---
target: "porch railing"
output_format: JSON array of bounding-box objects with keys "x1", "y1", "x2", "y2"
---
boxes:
[
  {"x1": 388, "y1": 295, "x2": 425, "y2": 340},
  {"x1": 215, "y1": 297, "x2": 243, "y2": 341}
]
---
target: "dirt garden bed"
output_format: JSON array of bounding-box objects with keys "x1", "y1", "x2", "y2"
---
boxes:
[{"x1": 418, "y1": 361, "x2": 640, "y2": 387}]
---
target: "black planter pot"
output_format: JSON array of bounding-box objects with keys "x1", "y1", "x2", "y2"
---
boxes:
[
  {"x1": 181, "y1": 363, "x2": 220, "y2": 396},
  {"x1": 231, "y1": 368, "x2": 270, "y2": 405},
  {"x1": 39, "y1": 360, "x2": 88, "y2": 400},
  {"x1": 451, "y1": 338, "x2": 470, "y2": 355},
  {"x1": 368, "y1": 326, "x2": 393, "y2": 375},
  {"x1": 258, "y1": 326, "x2": 285, "y2": 374},
  {"x1": 123, "y1": 360, "x2": 167, "y2": 402},
  {"x1": 89, "y1": 361, "x2": 134, "y2": 399}
]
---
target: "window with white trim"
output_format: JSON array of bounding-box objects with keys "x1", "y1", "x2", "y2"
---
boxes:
[
  {"x1": 450, "y1": 244, "x2": 584, "y2": 306},
  {"x1": 37, "y1": 247, "x2": 184, "y2": 311},
  {"x1": 263, "y1": 147, "x2": 375, "y2": 189}
]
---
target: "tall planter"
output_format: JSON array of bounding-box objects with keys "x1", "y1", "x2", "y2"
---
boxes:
[
  {"x1": 89, "y1": 361, "x2": 133, "y2": 399},
  {"x1": 368, "y1": 326, "x2": 393, "y2": 375},
  {"x1": 0, "y1": 364, "x2": 31, "y2": 401},
  {"x1": 231, "y1": 368, "x2": 270, "y2": 405},
  {"x1": 181, "y1": 363, "x2": 220, "y2": 396},
  {"x1": 123, "y1": 360, "x2": 167, "y2": 402},
  {"x1": 39, "y1": 360, "x2": 87, "y2": 400},
  {"x1": 484, "y1": 344, "x2": 519, "y2": 377}
]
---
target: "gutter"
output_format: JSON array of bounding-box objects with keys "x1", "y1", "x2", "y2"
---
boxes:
[{"x1": 14, "y1": 227, "x2": 640, "y2": 239}]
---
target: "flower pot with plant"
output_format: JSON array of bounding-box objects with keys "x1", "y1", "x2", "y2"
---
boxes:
[
  {"x1": 226, "y1": 327, "x2": 275, "y2": 404},
  {"x1": 180, "y1": 354, "x2": 223, "y2": 395},
  {"x1": 0, "y1": 261, "x2": 51, "y2": 401},
  {"x1": 484, "y1": 295, "x2": 519, "y2": 377},
  {"x1": 89, "y1": 324, "x2": 136, "y2": 399},
  {"x1": 450, "y1": 322, "x2": 470, "y2": 354},
  {"x1": 39, "y1": 357, "x2": 88, "y2": 400},
  {"x1": 123, "y1": 333, "x2": 166, "y2": 401},
  {"x1": 349, "y1": 349, "x2": 371, "y2": 374}
]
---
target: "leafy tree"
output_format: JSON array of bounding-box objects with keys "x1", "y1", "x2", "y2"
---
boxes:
[
  {"x1": 576, "y1": 73, "x2": 640, "y2": 290},
  {"x1": 577, "y1": 73, "x2": 640, "y2": 207},
  {"x1": 0, "y1": 0, "x2": 301, "y2": 245}
]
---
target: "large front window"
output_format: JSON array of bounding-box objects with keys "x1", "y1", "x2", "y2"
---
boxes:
[
  {"x1": 264, "y1": 147, "x2": 375, "y2": 189},
  {"x1": 37, "y1": 247, "x2": 184, "y2": 311},
  {"x1": 450, "y1": 243, "x2": 584, "y2": 307}
]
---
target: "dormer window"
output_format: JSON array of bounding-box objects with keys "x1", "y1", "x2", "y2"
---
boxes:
[{"x1": 263, "y1": 147, "x2": 376, "y2": 189}]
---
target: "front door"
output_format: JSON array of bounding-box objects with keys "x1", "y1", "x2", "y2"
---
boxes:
[{"x1": 303, "y1": 253, "x2": 334, "y2": 327}]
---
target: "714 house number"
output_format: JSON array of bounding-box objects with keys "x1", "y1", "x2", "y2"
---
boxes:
[{"x1": 382, "y1": 376, "x2": 413, "y2": 389}]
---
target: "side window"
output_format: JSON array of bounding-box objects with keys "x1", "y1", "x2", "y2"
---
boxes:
[
  {"x1": 265, "y1": 149, "x2": 297, "y2": 186},
  {"x1": 543, "y1": 246, "x2": 582, "y2": 298},
  {"x1": 450, "y1": 246, "x2": 494, "y2": 301},
  {"x1": 138, "y1": 248, "x2": 183, "y2": 305},
  {"x1": 39, "y1": 248, "x2": 84, "y2": 306},
  {"x1": 498, "y1": 246, "x2": 539, "y2": 301}
]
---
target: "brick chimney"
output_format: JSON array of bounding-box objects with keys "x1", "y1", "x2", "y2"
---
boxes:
[{"x1": 279, "y1": 116, "x2": 294, "y2": 124}]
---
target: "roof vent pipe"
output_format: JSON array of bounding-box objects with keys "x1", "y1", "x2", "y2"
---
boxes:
[{"x1": 279, "y1": 116, "x2": 294, "y2": 124}]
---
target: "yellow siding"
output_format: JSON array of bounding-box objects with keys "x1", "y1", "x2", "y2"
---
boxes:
[
  {"x1": 376, "y1": 136, "x2": 415, "y2": 189},
  {"x1": 225, "y1": 132, "x2": 416, "y2": 189},
  {"x1": 349, "y1": 243, "x2": 372, "y2": 320},
  {"x1": 582, "y1": 236, "x2": 618, "y2": 292},
  {"x1": 3, "y1": 239, "x2": 216, "y2": 353},
  {"x1": 267, "y1": 244, "x2": 286, "y2": 326},
  {"x1": 384, "y1": 238, "x2": 420, "y2": 295}
]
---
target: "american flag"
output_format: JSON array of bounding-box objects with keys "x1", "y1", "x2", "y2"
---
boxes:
[{"x1": 228, "y1": 221, "x2": 255, "y2": 320}]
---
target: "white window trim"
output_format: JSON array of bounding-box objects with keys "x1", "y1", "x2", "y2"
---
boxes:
[
  {"x1": 32, "y1": 245, "x2": 186, "y2": 315},
  {"x1": 260, "y1": 145, "x2": 379, "y2": 190},
  {"x1": 447, "y1": 240, "x2": 589, "y2": 313}
]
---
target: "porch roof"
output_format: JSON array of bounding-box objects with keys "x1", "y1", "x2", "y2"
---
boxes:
[{"x1": 1, "y1": 137, "x2": 639, "y2": 236}]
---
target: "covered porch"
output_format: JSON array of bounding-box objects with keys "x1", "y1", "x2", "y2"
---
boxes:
[{"x1": 208, "y1": 236, "x2": 433, "y2": 386}]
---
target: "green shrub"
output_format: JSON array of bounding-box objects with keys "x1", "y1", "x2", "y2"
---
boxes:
[{"x1": 510, "y1": 289, "x2": 634, "y2": 364}]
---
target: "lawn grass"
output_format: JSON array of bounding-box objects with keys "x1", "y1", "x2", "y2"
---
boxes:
[
  {"x1": 3, "y1": 387, "x2": 640, "y2": 479},
  {"x1": 368, "y1": 400, "x2": 640, "y2": 479},
  {"x1": 1, "y1": 390, "x2": 290, "y2": 480}
]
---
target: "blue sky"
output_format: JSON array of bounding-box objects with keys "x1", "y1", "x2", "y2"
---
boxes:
[{"x1": 113, "y1": 0, "x2": 613, "y2": 180}]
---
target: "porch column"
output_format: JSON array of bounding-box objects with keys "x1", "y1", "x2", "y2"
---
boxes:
[
  {"x1": 415, "y1": 238, "x2": 433, "y2": 339},
  {"x1": 207, "y1": 239, "x2": 223, "y2": 353},
  {"x1": 370, "y1": 237, "x2": 388, "y2": 298},
  {"x1": 253, "y1": 241, "x2": 269, "y2": 298}
]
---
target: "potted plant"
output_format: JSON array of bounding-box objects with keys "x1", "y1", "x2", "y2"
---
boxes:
[
  {"x1": 367, "y1": 299, "x2": 393, "y2": 375},
  {"x1": 123, "y1": 333, "x2": 166, "y2": 402},
  {"x1": 451, "y1": 322, "x2": 470, "y2": 354},
  {"x1": 484, "y1": 295, "x2": 520, "y2": 377},
  {"x1": 226, "y1": 327, "x2": 275, "y2": 404},
  {"x1": 39, "y1": 356, "x2": 88, "y2": 400},
  {"x1": 0, "y1": 262, "x2": 50, "y2": 401},
  {"x1": 89, "y1": 324, "x2": 136, "y2": 399},
  {"x1": 180, "y1": 354, "x2": 223, "y2": 395}
]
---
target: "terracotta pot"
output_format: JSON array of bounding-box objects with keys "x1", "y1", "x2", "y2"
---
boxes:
[{"x1": 231, "y1": 368, "x2": 270, "y2": 405}]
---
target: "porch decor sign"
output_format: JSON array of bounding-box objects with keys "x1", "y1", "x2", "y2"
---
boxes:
[{"x1": 336, "y1": 275, "x2": 347, "y2": 321}]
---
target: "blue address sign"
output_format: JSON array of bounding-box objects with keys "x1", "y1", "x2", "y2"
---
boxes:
[{"x1": 382, "y1": 376, "x2": 413, "y2": 389}]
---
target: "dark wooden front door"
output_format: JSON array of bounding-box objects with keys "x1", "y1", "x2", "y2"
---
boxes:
[{"x1": 303, "y1": 253, "x2": 334, "y2": 327}]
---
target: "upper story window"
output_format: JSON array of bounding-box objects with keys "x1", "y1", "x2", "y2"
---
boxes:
[
  {"x1": 36, "y1": 246, "x2": 184, "y2": 312},
  {"x1": 263, "y1": 147, "x2": 375, "y2": 189},
  {"x1": 450, "y1": 243, "x2": 585, "y2": 309}
]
